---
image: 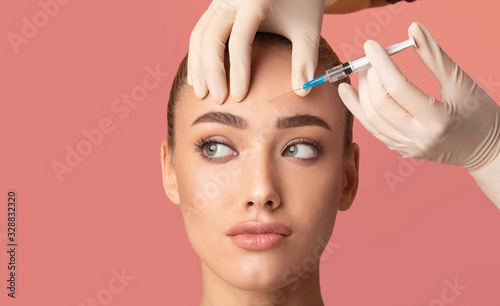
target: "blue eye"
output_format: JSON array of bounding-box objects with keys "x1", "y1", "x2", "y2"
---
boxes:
[
  {"x1": 204, "y1": 143, "x2": 234, "y2": 158},
  {"x1": 194, "y1": 136, "x2": 236, "y2": 163},
  {"x1": 284, "y1": 143, "x2": 317, "y2": 159},
  {"x1": 195, "y1": 136, "x2": 323, "y2": 163},
  {"x1": 282, "y1": 138, "x2": 324, "y2": 160}
]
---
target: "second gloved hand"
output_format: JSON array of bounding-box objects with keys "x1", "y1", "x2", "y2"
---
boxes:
[{"x1": 338, "y1": 22, "x2": 500, "y2": 172}]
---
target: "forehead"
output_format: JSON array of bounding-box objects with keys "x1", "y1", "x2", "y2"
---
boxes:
[{"x1": 176, "y1": 44, "x2": 345, "y2": 134}]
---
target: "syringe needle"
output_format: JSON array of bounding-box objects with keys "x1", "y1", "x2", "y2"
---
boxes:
[
  {"x1": 266, "y1": 37, "x2": 416, "y2": 103},
  {"x1": 266, "y1": 88, "x2": 302, "y2": 102}
]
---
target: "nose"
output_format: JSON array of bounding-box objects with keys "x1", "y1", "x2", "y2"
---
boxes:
[{"x1": 240, "y1": 147, "x2": 281, "y2": 211}]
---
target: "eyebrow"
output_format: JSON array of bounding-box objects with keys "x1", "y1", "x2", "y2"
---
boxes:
[{"x1": 191, "y1": 111, "x2": 331, "y2": 131}]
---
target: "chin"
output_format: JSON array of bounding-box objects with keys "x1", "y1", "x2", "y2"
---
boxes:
[
  {"x1": 218, "y1": 253, "x2": 302, "y2": 292},
  {"x1": 225, "y1": 271, "x2": 292, "y2": 292}
]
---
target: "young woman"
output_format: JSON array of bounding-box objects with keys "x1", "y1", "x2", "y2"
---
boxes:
[{"x1": 160, "y1": 32, "x2": 359, "y2": 305}]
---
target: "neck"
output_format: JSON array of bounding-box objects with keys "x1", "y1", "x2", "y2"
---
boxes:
[{"x1": 199, "y1": 261, "x2": 324, "y2": 306}]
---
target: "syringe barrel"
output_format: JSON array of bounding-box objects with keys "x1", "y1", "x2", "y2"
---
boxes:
[
  {"x1": 345, "y1": 36, "x2": 415, "y2": 74},
  {"x1": 321, "y1": 37, "x2": 415, "y2": 85},
  {"x1": 324, "y1": 63, "x2": 351, "y2": 83},
  {"x1": 349, "y1": 56, "x2": 371, "y2": 73}
]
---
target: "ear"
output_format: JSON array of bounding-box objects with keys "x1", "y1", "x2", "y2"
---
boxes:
[
  {"x1": 161, "y1": 139, "x2": 181, "y2": 205},
  {"x1": 338, "y1": 143, "x2": 360, "y2": 211}
]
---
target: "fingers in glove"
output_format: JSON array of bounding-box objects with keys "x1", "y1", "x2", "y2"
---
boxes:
[
  {"x1": 358, "y1": 68, "x2": 413, "y2": 144},
  {"x1": 291, "y1": 32, "x2": 321, "y2": 97},
  {"x1": 363, "y1": 39, "x2": 438, "y2": 121},
  {"x1": 408, "y1": 22, "x2": 476, "y2": 99},
  {"x1": 228, "y1": 0, "x2": 266, "y2": 102},
  {"x1": 338, "y1": 72, "x2": 399, "y2": 146},
  {"x1": 366, "y1": 67, "x2": 417, "y2": 138},
  {"x1": 201, "y1": 1, "x2": 238, "y2": 104},
  {"x1": 188, "y1": 2, "x2": 217, "y2": 99}
]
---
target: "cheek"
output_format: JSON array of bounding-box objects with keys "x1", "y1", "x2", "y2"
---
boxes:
[
  {"x1": 282, "y1": 154, "x2": 344, "y2": 253},
  {"x1": 289, "y1": 171, "x2": 342, "y2": 223},
  {"x1": 174, "y1": 156, "x2": 235, "y2": 252},
  {"x1": 284, "y1": 147, "x2": 345, "y2": 208},
  {"x1": 176, "y1": 155, "x2": 238, "y2": 215}
]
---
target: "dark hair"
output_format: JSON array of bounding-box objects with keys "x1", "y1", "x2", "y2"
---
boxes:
[{"x1": 166, "y1": 32, "x2": 353, "y2": 157}]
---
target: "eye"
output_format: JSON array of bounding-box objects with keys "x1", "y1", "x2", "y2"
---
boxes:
[
  {"x1": 204, "y1": 142, "x2": 233, "y2": 158},
  {"x1": 284, "y1": 144, "x2": 316, "y2": 159},
  {"x1": 282, "y1": 138, "x2": 323, "y2": 160},
  {"x1": 194, "y1": 136, "x2": 237, "y2": 162}
]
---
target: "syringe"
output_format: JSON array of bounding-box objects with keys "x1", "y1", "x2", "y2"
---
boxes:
[{"x1": 267, "y1": 36, "x2": 416, "y2": 102}]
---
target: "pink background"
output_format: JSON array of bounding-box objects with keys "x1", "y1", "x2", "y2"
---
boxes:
[{"x1": 2, "y1": 0, "x2": 500, "y2": 305}]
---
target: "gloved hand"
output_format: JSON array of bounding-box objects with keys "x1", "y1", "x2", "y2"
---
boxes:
[
  {"x1": 338, "y1": 22, "x2": 500, "y2": 206},
  {"x1": 187, "y1": 0, "x2": 327, "y2": 104}
]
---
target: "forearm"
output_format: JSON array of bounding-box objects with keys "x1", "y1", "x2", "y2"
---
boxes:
[
  {"x1": 324, "y1": 0, "x2": 389, "y2": 14},
  {"x1": 469, "y1": 150, "x2": 500, "y2": 209}
]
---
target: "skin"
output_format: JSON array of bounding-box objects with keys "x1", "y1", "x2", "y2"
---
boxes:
[
  {"x1": 161, "y1": 43, "x2": 360, "y2": 306},
  {"x1": 187, "y1": 0, "x2": 390, "y2": 103}
]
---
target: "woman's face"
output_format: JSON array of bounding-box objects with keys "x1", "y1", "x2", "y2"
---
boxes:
[{"x1": 161, "y1": 44, "x2": 359, "y2": 291}]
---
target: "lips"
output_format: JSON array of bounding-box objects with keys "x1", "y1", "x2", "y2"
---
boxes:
[{"x1": 226, "y1": 221, "x2": 291, "y2": 251}]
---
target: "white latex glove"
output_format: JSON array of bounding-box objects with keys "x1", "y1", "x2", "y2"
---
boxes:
[
  {"x1": 338, "y1": 22, "x2": 500, "y2": 207},
  {"x1": 187, "y1": 0, "x2": 327, "y2": 104}
]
